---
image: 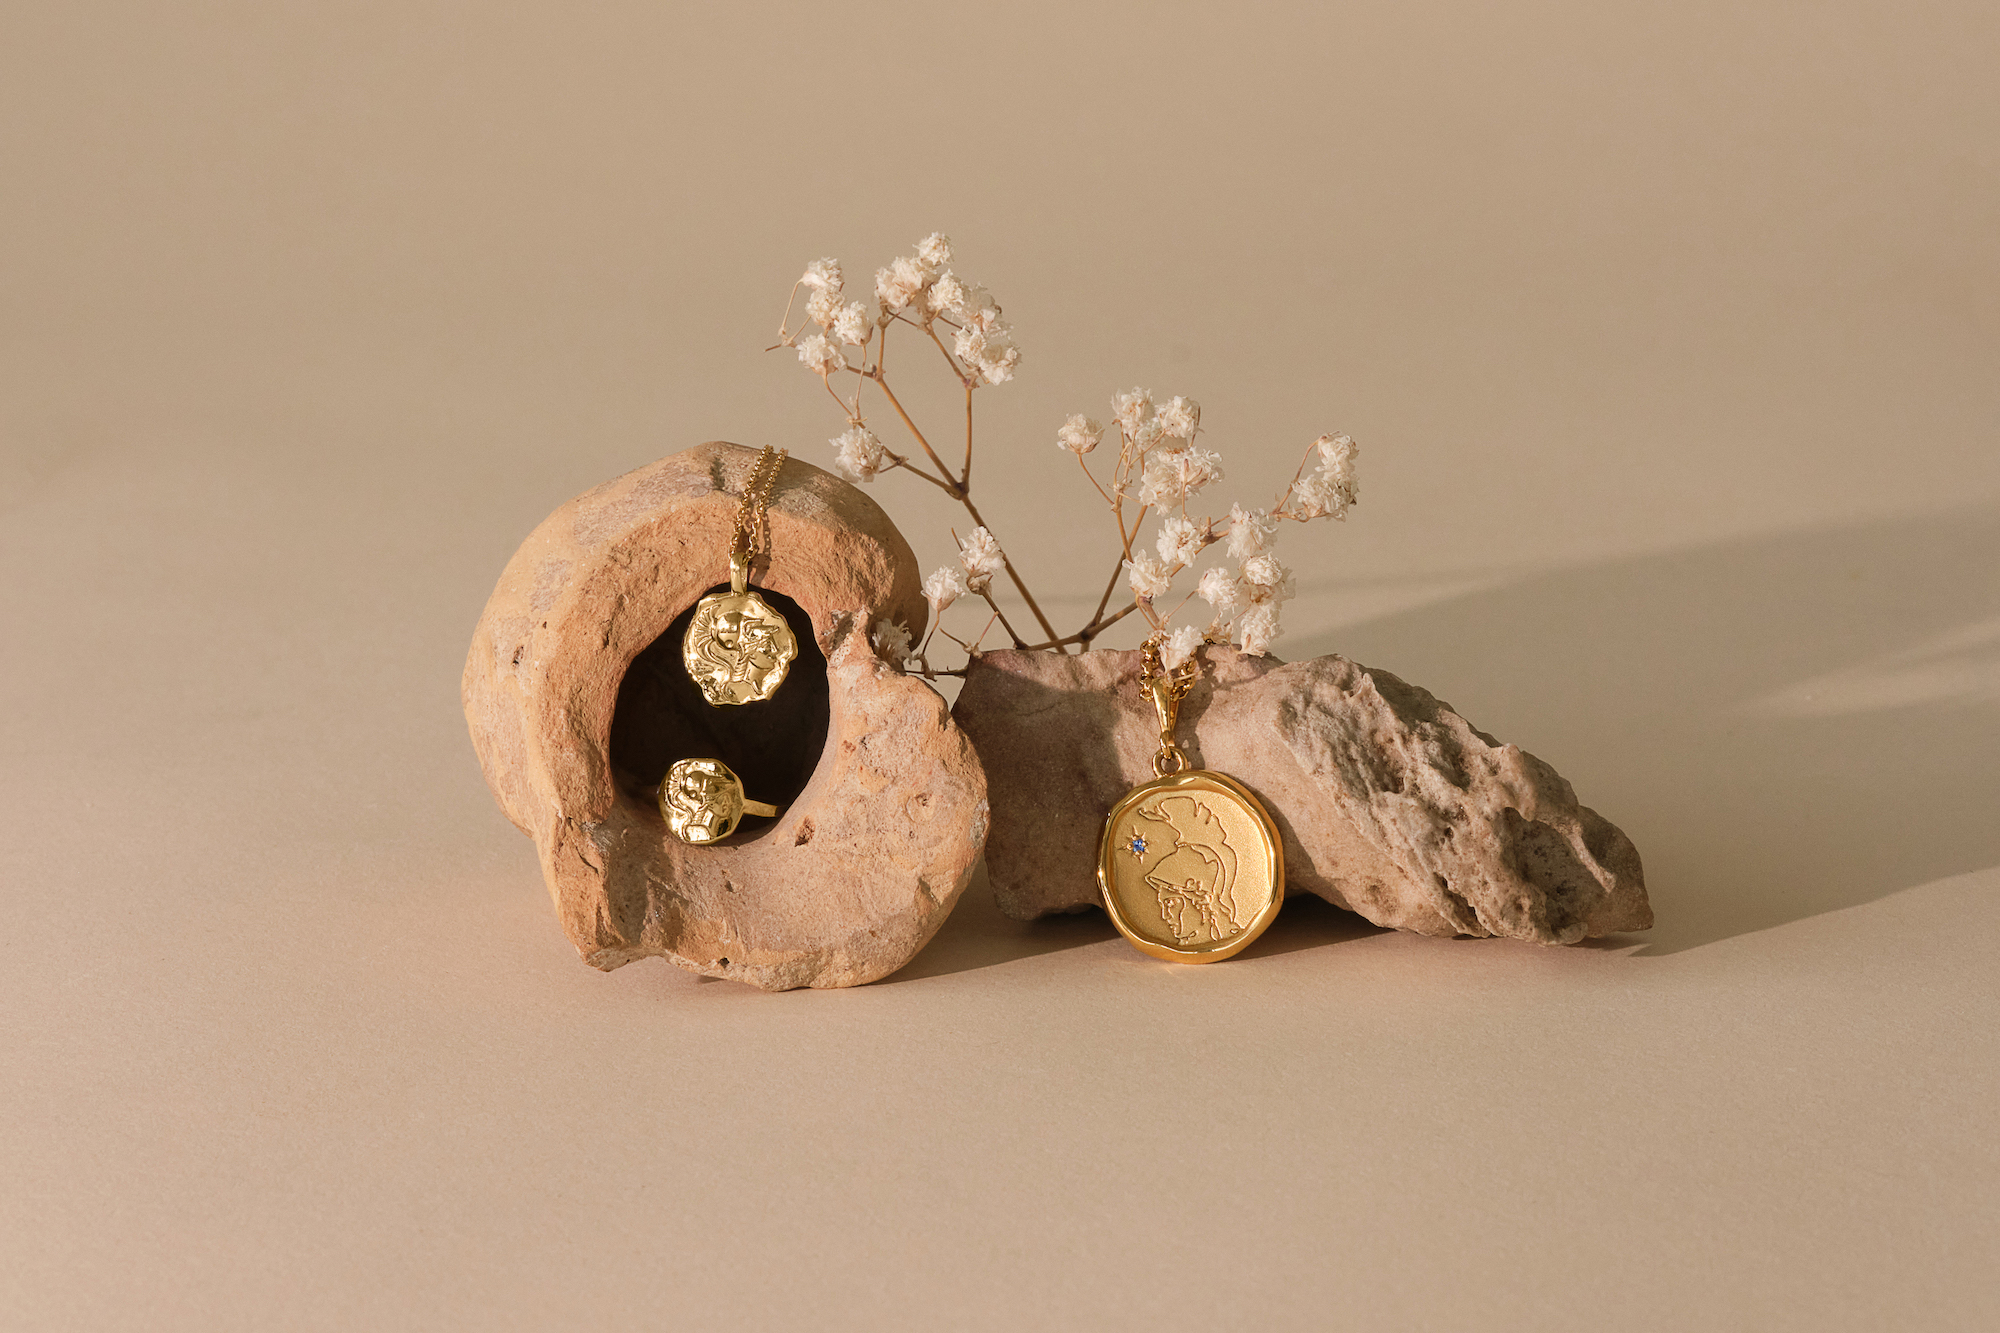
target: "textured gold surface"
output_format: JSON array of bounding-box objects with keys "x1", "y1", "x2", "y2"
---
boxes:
[
  {"x1": 681, "y1": 588, "x2": 798, "y2": 706},
  {"x1": 1097, "y1": 769, "x2": 1283, "y2": 963},
  {"x1": 660, "y1": 757, "x2": 753, "y2": 845}
]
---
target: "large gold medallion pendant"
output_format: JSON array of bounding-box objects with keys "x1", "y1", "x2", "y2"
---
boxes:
[
  {"x1": 1098, "y1": 768, "x2": 1284, "y2": 963},
  {"x1": 682, "y1": 559, "x2": 799, "y2": 707}
]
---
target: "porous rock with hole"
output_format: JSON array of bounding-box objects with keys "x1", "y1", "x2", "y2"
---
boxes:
[
  {"x1": 464, "y1": 442, "x2": 988, "y2": 990},
  {"x1": 952, "y1": 645, "x2": 1650, "y2": 943}
]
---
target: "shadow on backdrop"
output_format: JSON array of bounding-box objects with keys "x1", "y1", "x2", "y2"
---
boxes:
[{"x1": 1297, "y1": 504, "x2": 2000, "y2": 954}]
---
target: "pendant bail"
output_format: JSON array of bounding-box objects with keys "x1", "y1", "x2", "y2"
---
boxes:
[
  {"x1": 1145, "y1": 673, "x2": 1185, "y2": 774},
  {"x1": 728, "y1": 549, "x2": 749, "y2": 595},
  {"x1": 1140, "y1": 635, "x2": 1198, "y2": 777}
]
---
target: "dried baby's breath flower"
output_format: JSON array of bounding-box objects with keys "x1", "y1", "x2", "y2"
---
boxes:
[
  {"x1": 958, "y1": 526, "x2": 1006, "y2": 588},
  {"x1": 1197, "y1": 566, "x2": 1245, "y2": 621},
  {"x1": 1225, "y1": 504, "x2": 1277, "y2": 559},
  {"x1": 797, "y1": 332, "x2": 845, "y2": 377},
  {"x1": 928, "y1": 270, "x2": 967, "y2": 317},
  {"x1": 1124, "y1": 552, "x2": 1173, "y2": 600},
  {"x1": 975, "y1": 335, "x2": 1020, "y2": 385},
  {"x1": 1289, "y1": 473, "x2": 1344, "y2": 520},
  {"x1": 871, "y1": 618, "x2": 914, "y2": 664},
  {"x1": 917, "y1": 232, "x2": 952, "y2": 268},
  {"x1": 1155, "y1": 515, "x2": 1205, "y2": 568},
  {"x1": 924, "y1": 565, "x2": 969, "y2": 614},
  {"x1": 1057, "y1": 414, "x2": 1104, "y2": 456},
  {"x1": 834, "y1": 302, "x2": 873, "y2": 346},
  {"x1": 1237, "y1": 603, "x2": 1284, "y2": 656},
  {"x1": 1240, "y1": 553, "x2": 1290, "y2": 596},
  {"x1": 1160, "y1": 624, "x2": 1204, "y2": 673},
  {"x1": 1290, "y1": 433, "x2": 1359, "y2": 520},
  {"x1": 807, "y1": 288, "x2": 841, "y2": 329},
  {"x1": 801, "y1": 258, "x2": 843, "y2": 293},
  {"x1": 1112, "y1": 388, "x2": 1155, "y2": 432},
  {"x1": 1136, "y1": 454, "x2": 1185, "y2": 508},
  {"x1": 963, "y1": 286, "x2": 1002, "y2": 331},
  {"x1": 831, "y1": 425, "x2": 885, "y2": 481},
  {"x1": 952, "y1": 321, "x2": 1022, "y2": 385},
  {"x1": 1156, "y1": 396, "x2": 1200, "y2": 441},
  {"x1": 876, "y1": 255, "x2": 932, "y2": 312},
  {"x1": 1137, "y1": 446, "x2": 1223, "y2": 508}
]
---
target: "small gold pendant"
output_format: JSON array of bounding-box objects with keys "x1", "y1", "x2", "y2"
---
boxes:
[
  {"x1": 683, "y1": 552, "x2": 799, "y2": 706},
  {"x1": 684, "y1": 445, "x2": 797, "y2": 706},
  {"x1": 1097, "y1": 640, "x2": 1284, "y2": 963}
]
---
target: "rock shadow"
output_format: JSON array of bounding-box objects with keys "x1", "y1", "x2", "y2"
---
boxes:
[
  {"x1": 1291, "y1": 504, "x2": 2000, "y2": 954},
  {"x1": 885, "y1": 865, "x2": 1118, "y2": 983}
]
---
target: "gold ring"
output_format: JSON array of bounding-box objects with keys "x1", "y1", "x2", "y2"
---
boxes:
[{"x1": 658, "y1": 757, "x2": 781, "y2": 845}]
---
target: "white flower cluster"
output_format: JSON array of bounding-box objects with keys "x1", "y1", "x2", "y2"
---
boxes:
[
  {"x1": 1195, "y1": 503, "x2": 1295, "y2": 655},
  {"x1": 871, "y1": 233, "x2": 1021, "y2": 386},
  {"x1": 923, "y1": 565, "x2": 968, "y2": 616},
  {"x1": 1137, "y1": 446, "x2": 1225, "y2": 508},
  {"x1": 1098, "y1": 388, "x2": 1222, "y2": 602},
  {"x1": 790, "y1": 235, "x2": 1027, "y2": 486},
  {"x1": 1056, "y1": 413, "x2": 1103, "y2": 456},
  {"x1": 957, "y1": 526, "x2": 1005, "y2": 590},
  {"x1": 1155, "y1": 514, "x2": 1205, "y2": 567},
  {"x1": 795, "y1": 331, "x2": 846, "y2": 377},
  {"x1": 1288, "y1": 434, "x2": 1359, "y2": 521},
  {"x1": 1122, "y1": 420, "x2": 1359, "y2": 657},
  {"x1": 797, "y1": 257, "x2": 872, "y2": 356},
  {"x1": 1159, "y1": 624, "x2": 1205, "y2": 673},
  {"x1": 829, "y1": 424, "x2": 886, "y2": 483},
  {"x1": 923, "y1": 524, "x2": 1007, "y2": 617},
  {"x1": 1101, "y1": 388, "x2": 1224, "y2": 510}
]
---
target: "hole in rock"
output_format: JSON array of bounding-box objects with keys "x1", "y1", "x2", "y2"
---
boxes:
[{"x1": 608, "y1": 585, "x2": 830, "y2": 841}]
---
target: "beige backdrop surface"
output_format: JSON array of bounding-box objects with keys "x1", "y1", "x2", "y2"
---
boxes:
[{"x1": 3, "y1": 2, "x2": 1997, "y2": 1329}]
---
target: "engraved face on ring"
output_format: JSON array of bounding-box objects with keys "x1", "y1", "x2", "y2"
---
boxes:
[
  {"x1": 660, "y1": 757, "x2": 746, "y2": 845},
  {"x1": 683, "y1": 590, "x2": 797, "y2": 705}
]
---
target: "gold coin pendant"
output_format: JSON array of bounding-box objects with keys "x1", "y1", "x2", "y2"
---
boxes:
[
  {"x1": 682, "y1": 588, "x2": 798, "y2": 706},
  {"x1": 1097, "y1": 769, "x2": 1284, "y2": 963}
]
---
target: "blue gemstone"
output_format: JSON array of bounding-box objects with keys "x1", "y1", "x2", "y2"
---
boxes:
[{"x1": 1129, "y1": 836, "x2": 1147, "y2": 855}]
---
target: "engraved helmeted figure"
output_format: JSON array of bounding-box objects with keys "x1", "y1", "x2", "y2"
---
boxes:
[
  {"x1": 1132, "y1": 795, "x2": 1246, "y2": 946},
  {"x1": 683, "y1": 594, "x2": 797, "y2": 706},
  {"x1": 662, "y1": 757, "x2": 741, "y2": 844}
]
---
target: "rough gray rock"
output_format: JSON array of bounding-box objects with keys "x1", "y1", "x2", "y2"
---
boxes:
[
  {"x1": 464, "y1": 442, "x2": 988, "y2": 989},
  {"x1": 952, "y1": 646, "x2": 1650, "y2": 944}
]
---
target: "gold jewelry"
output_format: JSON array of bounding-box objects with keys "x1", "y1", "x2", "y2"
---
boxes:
[
  {"x1": 1096, "y1": 635, "x2": 1284, "y2": 962},
  {"x1": 683, "y1": 446, "x2": 799, "y2": 706},
  {"x1": 659, "y1": 757, "x2": 781, "y2": 845}
]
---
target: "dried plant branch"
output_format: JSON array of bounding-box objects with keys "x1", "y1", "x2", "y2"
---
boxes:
[{"x1": 772, "y1": 234, "x2": 1362, "y2": 675}]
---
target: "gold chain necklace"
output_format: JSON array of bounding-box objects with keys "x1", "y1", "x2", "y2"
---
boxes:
[
  {"x1": 682, "y1": 446, "x2": 799, "y2": 706},
  {"x1": 1096, "y1": 634, "x2": 1285, "y2": 962}
]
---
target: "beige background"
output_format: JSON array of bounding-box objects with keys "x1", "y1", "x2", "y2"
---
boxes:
[{"x1": 4, "y1": 2, "x2": 1997, "y2": 1328}]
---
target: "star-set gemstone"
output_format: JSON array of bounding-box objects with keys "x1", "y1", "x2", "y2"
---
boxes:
[{"x1": 1126, "y1": 834, "x2": 1148, "y2": 857}]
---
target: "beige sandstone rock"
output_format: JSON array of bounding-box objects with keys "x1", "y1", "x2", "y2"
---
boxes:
[
  {"x1": 953, "y1": 646, "x2": 1650, "y2": 943},
  {"x1": 464, "y1": 442, "x2": 988, "y2": 990}
]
